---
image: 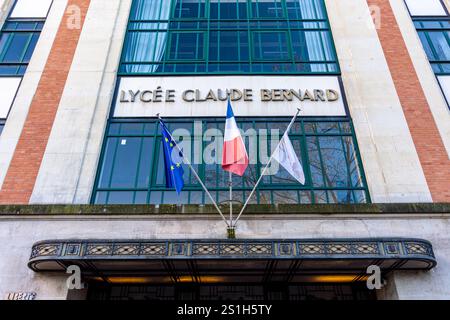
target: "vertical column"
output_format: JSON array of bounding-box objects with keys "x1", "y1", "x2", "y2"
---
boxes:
[
  {"x1": 0, "y1": 0, "x2": 91, "y2": 204},
  {"x1": 367, "y1": 0, "x2": 450, "y2": 202}
]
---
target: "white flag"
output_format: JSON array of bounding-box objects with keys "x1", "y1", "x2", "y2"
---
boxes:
[{"x1": 273, "y1": 133, "x2": 305, "y2": 185}]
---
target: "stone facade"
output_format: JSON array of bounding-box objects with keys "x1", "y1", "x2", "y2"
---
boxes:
[{"x1": 0, "y1": 0, "x2": 449, "y2": 300}]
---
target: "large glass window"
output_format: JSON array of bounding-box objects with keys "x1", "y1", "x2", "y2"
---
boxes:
[
  {"x1": 0, "y1": 20, "x2": 44, "y2": 76},
  {"x1": 0, "y1": 2, "x2": 47, "y2": 137},
  {"x1": 120, "y1": 0, "x2": 339, "y2": 75},
  {"x1": 92, "y1": 118, "x2": 369, "y2": 205},
  {"x1": 415, "y1": 19, "x2": 450, "y2": 75}
]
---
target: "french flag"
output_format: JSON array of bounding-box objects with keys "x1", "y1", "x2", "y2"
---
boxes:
[{"x1": 222, "y1": 101, "x2": 249, "y2": 176}]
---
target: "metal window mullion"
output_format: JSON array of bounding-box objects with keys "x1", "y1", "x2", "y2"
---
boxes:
[
  {"x1": 0, "y1": 32, "x2": 14, "y2": 61},
  {"x1": 337, "y1": 127, "x2": 354, "y2": 203},
  {"x1": 132, "y1": 125, "x2": 146, "y2": 204},
  {"x1": 298, "y1": 119, "x2": 314, "y2": 204},
  {"x1": 311, "y1": 0, "x2": 329, "y2": 72},
  {"x1": 284, "y1": 0, "x2": 295, "y2": 67},
  {"x1": 146, "y1": 121, "x2": 158, "y2": 204},
  {"x1": 424, "y1": 31, "x2": 444, "y2": 73},
  {"x1": 105, "y1": 136, "x2": 121, "y2": 204},
  {"x1": 314, "y1": 133, "x2": 329, "y2": 203},
  {"x1": 150, "y1": 131, "x2": 163, "y2": 201},
  {"x1": 19, "y1": 32, "x2": 33, "y2": 63}
]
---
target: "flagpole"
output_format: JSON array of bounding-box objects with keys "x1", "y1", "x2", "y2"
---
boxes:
[
  {"x1": 233, "y1": 108, "x2": 302, "y2": 227},
  {"x1": 157, "y1": 114, "x2": 230, "y2": 228},
  {"x1": 228, "y1": 171, "x2": 235, "y2": 238},
  {"x1": 229, "y1": 172, "x2": 232, "y2": 225}
]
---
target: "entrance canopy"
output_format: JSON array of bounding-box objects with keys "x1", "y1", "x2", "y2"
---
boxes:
[{"x1": 28, "y1": 238, "x2": 436, "y2": 284}]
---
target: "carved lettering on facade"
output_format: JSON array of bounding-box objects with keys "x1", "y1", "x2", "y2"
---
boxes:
[{"x1": 119, "y1": 88, "x2": 340, "y2": 103}]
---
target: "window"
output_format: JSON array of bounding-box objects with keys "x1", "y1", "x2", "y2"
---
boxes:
[
  {"x1": 0, "y1": 0, "x2": 49, "y2": 136},
  {"x1": 120, "y1": 0, "x2": 339, "y2": 75},
  {"x1": 405, "y1": 0, "x2": 448, "y2": 17},
  {"x1": 412, "y1": 8, "x2": 450, "y2": 108},
  {"x1": 0, "y1": 20, "x2": 44, "y2": 76},
  {"x1": 92, "y1": 118, "x2": 370, "y2": 205},
  {"x1": 0, "y1": 119, "x2": 5, "y2": 135},
  {"x1": 415, "y1": 19, "x2": 450, "y2": 74}
]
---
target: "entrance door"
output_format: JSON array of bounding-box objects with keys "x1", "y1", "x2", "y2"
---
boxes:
[{"x1": 88, "y1": 283, "x2": 376, "y2": 301}]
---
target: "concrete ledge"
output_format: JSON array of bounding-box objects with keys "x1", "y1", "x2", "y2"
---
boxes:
[{"x1": 0, "y1": 203, "x2": 449, "y2": 216}]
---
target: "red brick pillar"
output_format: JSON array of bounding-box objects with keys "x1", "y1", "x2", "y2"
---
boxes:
[
  {"x1": 367, "y1": 0, "x2": 450, "y2": 202},
  {"x1": 0, "y1": 0, "x2": 91, "y2": 204}
]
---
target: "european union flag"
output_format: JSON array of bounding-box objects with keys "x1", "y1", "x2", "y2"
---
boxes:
[{"x1": 160, "y1": 120, "x2": 185, "y2": 195}]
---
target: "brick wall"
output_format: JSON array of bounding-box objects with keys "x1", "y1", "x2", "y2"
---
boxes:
[{"x1": 367, "y1": 0, "x2": 450, "y2": 202}]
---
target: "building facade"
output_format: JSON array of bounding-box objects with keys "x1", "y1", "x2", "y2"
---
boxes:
[{"x1": 0, "y1": 0, "x2": 449, "y2": 300}]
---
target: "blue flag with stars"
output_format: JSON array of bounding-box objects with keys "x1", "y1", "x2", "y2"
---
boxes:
[{"x1": 160, "y1": 120, "x2": 185, "y2": 195}]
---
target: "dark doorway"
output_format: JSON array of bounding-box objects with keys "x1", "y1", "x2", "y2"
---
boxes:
[{"x1": 88, "y1": 283, "x2": 376, "y2": 301}]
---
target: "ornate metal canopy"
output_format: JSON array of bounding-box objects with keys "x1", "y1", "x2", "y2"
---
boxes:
[{"x1": 28, "y1": 238, "x2": 436, "y2": 284}]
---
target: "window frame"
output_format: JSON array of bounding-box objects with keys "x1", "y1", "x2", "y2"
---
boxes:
[
  {"x1": 167, "y1": 30, "x2": 207, "y2": 61},
  {"x1": 119, "y1": 0, "x2": 341, "y2": 76},
  {"x1": 411, "y1": 12, "x2": 450, "y2": 110},
  {"x1": 91, "y1": 117, "x2": 371, "y2": 205},
  {"x1": 250, "y1": 30, "x2": 292, "y2": 62},
  {"x1": 0, "y1": 19, "x2": 44, "y2": 76},
  {"x1": 414, "y1": 18, "x2": 450, "y2": 75}
]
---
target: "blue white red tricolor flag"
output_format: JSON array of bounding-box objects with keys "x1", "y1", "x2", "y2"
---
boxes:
[{"x1": 222, "y1": 101, "x2": 249, "y2": 176}]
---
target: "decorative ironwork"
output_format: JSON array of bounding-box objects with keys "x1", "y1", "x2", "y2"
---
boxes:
[
  {"x1": 29, "y1": 238, "x2": 436, "y2": 272},
  {"x1": 86, "y1": 244, "x2": 113, "y2": 256},
  {"x1": 30, "y1": 244, "x2": 61, "y2": 259},
  {"x1": 299, "y1": 244, "x2": 325, "y2": 254},
  {"x1": 113, "y1": 244, "x2": 140, "y2": 256},
  {"x1": 247, "y1": 244, "x2": 272, "y2": 255},
  {"x1": 405, "y1": 242, "x2": 432, "y2": 256},
  {"x1": 328, "y1": 244, "x2": 351, "y2": 254},
  {"x1": 353, "y1": 243, "x2": 378, "y2": 255},
  {"x1": 221, "y1": 244, "x2": 245, "y2": 255},
  {"x1": 193, "y1": 244, "x2": 219, "y2": 256},
  {"x1": 141, "y1": 243, "x2": 167, "y2": 256}
]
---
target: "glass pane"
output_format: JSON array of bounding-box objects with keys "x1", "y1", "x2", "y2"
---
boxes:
[
  {"x1": 428, "y1": 31, "x2": 450, "y2": 61},
  {"x1": 137, "y1": 137, "x2": 155, "y2": 188},
  {"x1": 173, "y1": 0, "x2": 206, "y2": 18},
  {"x1": 107, "y1": 191, "x2": 135, "y2": 204},
  {"x1": 0, "y1": 33, "x2": 11, "y2": 57},
  {"x1": 0, "y1": 65, "x2": 21, "y2": 75},
  {"x1": 210, "y1": 0, "x2": 248, "y2": 20},
  {"x1": 418, "y1": 32, "x2": 436, "y2": 60},
  {"x1": 135, "y1": 191, "x2": 148, "y2": 204},
  {"x1": 252, "y1": 32, "x2": 289, "y2": 60},
  {"x1": 124, "y1": 32, "x2": 168, "y2": 64},
  {"x1": 1, "y1": 33, "x2": 31, "y2": 62},
  {"x1": 110, "y1": 138, "x2": 142, "y2": 188},
  {"x1": 23, "y1": 33, "x2": 39, "y2": 62},
  {"x1": 273, "y1": 190, "x2": 299, "y2": 204},
  {"x1": 16, "y1": 22, "x2": 39, "y2": 30},
  {"x1": 327, "y1": 190, "x2": 353, "y2": 204},
  {"x1": 94, "y1": 192, "x2": 108, "y2": 204},
  {"x1": 252, "y1": 0, "x2": 284, "y2": 18},
  {"x1": 342, "y1": 136, "x2": 364, "y2": 188},
  {"x1": 306, "y1": 136, "x2": 324, "y2": 187},
  {"x1": 131, "y1": 0, "x2": 172, "y2": 20},
  {"x1": 169, "y1": 32, "x2": 204, "y2": 60},
  {"x1": 286, "y1": 0, "x2": 326, "y2": 19},
  {"x1": 319, "y1": 136, "x2": 349, "y2": 188},
  {"x1": 98, "y1": 138, "x2": 118, "y2": 188},
  {"x1": 209, "y1": 31, "x2": 249, "y2": 62}
]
